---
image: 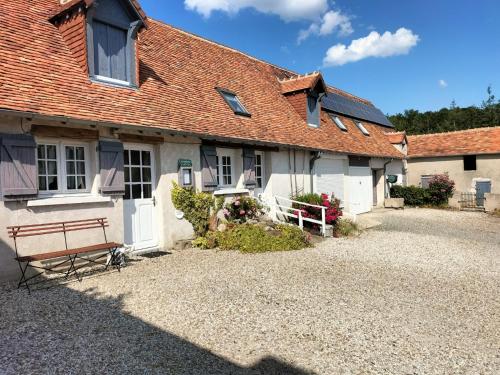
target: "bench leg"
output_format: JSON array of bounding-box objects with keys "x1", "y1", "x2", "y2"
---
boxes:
[
  {"x1": 67, "y1": 255, "x2": 82, "y2": 282},
  {"x1": 17, "y1": 261, "x2": 31, "y2": 294}
]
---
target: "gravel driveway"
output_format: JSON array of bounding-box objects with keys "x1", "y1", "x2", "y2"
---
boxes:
[{"x1": 1, "y1": 208, "x2": 499, "y2": 374}]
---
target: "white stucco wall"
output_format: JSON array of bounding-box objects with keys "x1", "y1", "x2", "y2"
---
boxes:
[
  {"x1": 407, "y1": 155, "x2": 500, "y2": 193},
  {"x1": 156, "y1": 138, "x2": 203, "y2": 247},
  {"x1": 264, "y1": 149, "x2": 312, "y2": 199}
]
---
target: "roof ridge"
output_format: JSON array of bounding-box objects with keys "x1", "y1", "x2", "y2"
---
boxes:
[
  {"x1": 147, "y1": 18, "x2": 300, "y2": 77},
  {"x1": 408, "y1": 126, "x2": 500, "y2": 138},
  {"x1": 278, "y1": 71, "x2": 320, "y2": 82}
]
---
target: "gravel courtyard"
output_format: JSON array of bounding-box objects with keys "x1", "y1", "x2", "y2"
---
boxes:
[{"x1": 1, "y1": 208, "x2": 499, "y2": 374}]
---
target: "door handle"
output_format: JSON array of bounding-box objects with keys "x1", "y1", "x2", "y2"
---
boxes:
[{"x1": 152, "y1": 196, "x2": 156, "y2": 206}]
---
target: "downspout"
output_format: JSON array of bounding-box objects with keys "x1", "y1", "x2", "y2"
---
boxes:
[
  {"x1": 309, "y1": 151, "x2": 323, "y2": 194},
  {"x1": 293, "y1": 149, "x2": 298, "y2": 195},
  {"x1": 288, "y1": 148, "x2": 294, "y2": 196},
  {"x1": 383, "y1": 158, "x2": 394, "y2": 199}
]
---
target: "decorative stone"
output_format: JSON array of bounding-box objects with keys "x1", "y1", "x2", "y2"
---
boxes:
[
  {"x1": 217, "y1": 223, "x2": 227, "y2": 232},
  {"x1": 384, "y1": 198, "x2": 404, "y2": 209}
]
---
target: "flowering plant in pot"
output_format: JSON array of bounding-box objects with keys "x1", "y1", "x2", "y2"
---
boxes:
[{"x1": 223, "y1": 196, "x2": 263, "y2": 223}]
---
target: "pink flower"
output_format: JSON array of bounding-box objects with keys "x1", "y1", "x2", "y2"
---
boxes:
[
  {"x1": 239, "y1": 210, "x2": 246, "y2": 216},
  {"x1": 234, "y1": 200, "x2": 240, "y2": 207},
  {"x1": 223, "y1": 208, "x2": 230, "y2": 217}
]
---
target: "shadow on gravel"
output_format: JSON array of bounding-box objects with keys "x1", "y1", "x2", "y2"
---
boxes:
[
  {"x1": 371, "y1": 214, "x2": 500, "y2": 244},
  {"x1": 0, "y1": 278, "x2": 315, "y2": 375}
]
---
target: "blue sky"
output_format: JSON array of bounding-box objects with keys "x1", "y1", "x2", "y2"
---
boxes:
[{"x1": 140, "y1": 0, "x2": 500, "y2": 115}]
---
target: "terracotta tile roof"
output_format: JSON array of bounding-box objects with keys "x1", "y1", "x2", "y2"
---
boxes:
[
  {"x1": 327, "y1": 87, "x2": 373, "y2": 106},
  {"x1": 407, "y1": 127, "x2": 500, "y2": 158},
  {"x1": 0, "y1": 0, "x2": 401, "y2": 159},
  {"x1": 385, "y1": 131, "x2": 407, "y2": 144},
  {"x1": 280, "y1": 72, "x2": 326, "y2": 94}
]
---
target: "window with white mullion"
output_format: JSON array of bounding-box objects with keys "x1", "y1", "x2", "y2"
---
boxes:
[
  {"x1": 36, "y1": 142, "x2": 90, "y2": 194},
  {"x1": 124, "y1": 149, "x2": 153, "y2": 200},
  {"x1": 37, "y1": 144, "x2": 59, "y2": 192},
  {"x1": 255, "y1": 153, "x2": 263, "y2": 188},
  {"x1": 221, "y1": 156, "x2": 232, "y2": 186},
  {"x1": 64, "y1": 145, "x2": 87, "y2": 191}
]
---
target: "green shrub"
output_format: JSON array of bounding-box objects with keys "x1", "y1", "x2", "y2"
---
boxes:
[
  {"x1": 196, "y1": 224, "x2": 310, "y2": 253},
  {"x1": 391, "y1": 176, "x2": 455, "y2": 207},
  {"x1": 390, "y1": 185, "x2": 430, "y2": 206},
  {"x1": 427, "y1": 174, "x2": 455, "y2": 205},
  {"x1": 335, "y1": 219, "x2": 359, "y2": 237},
  {"x1": 171, "y1": 182, "x2": 216, "y2": 237},
  {"x1": 218, "y1": 224, "x2": 310, "y2": 253}
]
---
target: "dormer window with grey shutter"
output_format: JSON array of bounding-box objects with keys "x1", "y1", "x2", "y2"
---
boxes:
[
  {"x1": 307, "y1": 94, "x2": 320, "y2": 128},
  {"x1": 86, "y1": 0, "x2": 144, "y2": 87}
]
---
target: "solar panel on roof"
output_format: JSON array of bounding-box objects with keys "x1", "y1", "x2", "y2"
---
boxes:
[{"x1": 322, "y1": 92, "x2": 394, "y2": 128}]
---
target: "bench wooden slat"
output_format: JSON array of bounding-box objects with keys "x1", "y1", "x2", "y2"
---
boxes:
[
  {"x1": 8, "y1": 221, "x2": 109, "y2": 235},
  {"x1": 7, "y1": 218, "x2": 107, "y2": 230},
  {"x1": 9, "y1": 224, "x2": 109, "y2": 238},
  {"x1": 15, "y1": 242, "x2": 121, "y2": 262}
]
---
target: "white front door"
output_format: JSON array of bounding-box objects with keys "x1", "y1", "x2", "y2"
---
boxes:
[
  {"x1": 123, "y1": 145, "x2": 158, "y2": 251},
  {"x1": 348, "y1": 167, "x2": 373, "y2": 215}
]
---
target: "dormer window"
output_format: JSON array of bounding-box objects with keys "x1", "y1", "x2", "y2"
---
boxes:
[
  {"x1": 356, "y1": 121, "x2": 370, "y2": 136},
  {"x1": 86, "y1": 0, "x2": 143, "y2": 87},
  {"x1": 332, "y1": 115, "x2": 347, "y2": 131},
  {"x1": 307, "y1": 94, "x2": 320, "y2": 127},
  {"x1": 217, "y1": 88, "x2": 251, "y2": 117}
]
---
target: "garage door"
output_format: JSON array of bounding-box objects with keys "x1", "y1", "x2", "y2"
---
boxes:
[
  {"x1": 315, "y1": 158, "x2": 344, "y2": 202},
  {"x1": 348, "y1": 167, "x2": 373, "y2": 214}
]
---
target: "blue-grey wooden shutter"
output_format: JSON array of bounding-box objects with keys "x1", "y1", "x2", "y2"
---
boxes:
[
  {"x1": 99, "y1": 141, "x2": 125, "y2": 195},
  {"x1": 200, "y1": 145, "x2": 218, "y2": 191},
  {"x1": 0, "y1": 134, "x2": 38, "y2": 198},
  {"x1": 243, "y1": 148, "x2": 257, "y2": 187},
  {"x1": 108, "y1": 25, "x2": 127, "y2": 81},
  {"x1": 93, "y1": 20, "x2": 110, "y2": 78},
  {"x1": 307, "y1": 95, "x2": 320, "y2": 126}
]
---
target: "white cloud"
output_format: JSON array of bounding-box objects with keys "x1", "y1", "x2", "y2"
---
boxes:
[
  {"x1": 298, "y1": 10, "x2": 353, "y2": 44},
  {"x1": 323, "y1": 28, "x2": 420, "y2": 66},
  {"x1": 184, "y1": 0, "x2": 328, "y2": 21},
  {"x1": 438, "y1": 79, "x2": 448, "y2": 88}
]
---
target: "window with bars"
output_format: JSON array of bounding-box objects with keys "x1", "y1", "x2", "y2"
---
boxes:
[
  {"x1": 124, "y1": 149, "x2": 153, "y2": 200},
  {"x1": 36, "y1": 143, "x2": 89, "y2": 193}
]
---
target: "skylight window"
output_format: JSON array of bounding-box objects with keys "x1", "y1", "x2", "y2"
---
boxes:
[
  {"x1": 356, "y1": 121, "x2": 370, "y2": 136},
  {"x1": 217, "y1": 88, "x2": 251, "y2": 117},
  {"x1": 332, "y1": 116, "x2": 347, "y2": 131}
]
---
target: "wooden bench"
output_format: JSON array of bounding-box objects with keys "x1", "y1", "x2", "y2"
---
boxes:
[{"x1": 7, "y1": 218, "x2": 122, "y2": 293}]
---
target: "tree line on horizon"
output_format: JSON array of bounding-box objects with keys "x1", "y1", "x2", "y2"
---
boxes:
[{"x1": 388, "y1": 86, "x2": 500, "y2": 135}]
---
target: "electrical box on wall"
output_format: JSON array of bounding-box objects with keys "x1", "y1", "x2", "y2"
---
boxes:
[{"x1": 178, "y1": 159, "x2": 194, "y2": 187}]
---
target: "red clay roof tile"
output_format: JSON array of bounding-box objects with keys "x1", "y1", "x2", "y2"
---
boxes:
[
  {"x1": 0, "y1": 0, "x2": 401, "y2": 158},
  {"x1": 408, "y1": 127, "x2": 500, "y2": 158},
  {"x1": 385, "y1": 131, "x2": 407, "y2": 144}
]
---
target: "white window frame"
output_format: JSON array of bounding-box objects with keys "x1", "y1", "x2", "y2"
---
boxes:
[
  {"x1": 356, "y1": 121, "x2": 370, "y2": 136},
  {"x1": 216, "y1": 150, "x2": 234, "y2": 188},
  {"x1": 255, "y1": 151, "x2": 265, "y2": 189},
  {"x1": 36, "y1": 139, "x2": 92, "y2": 196},
  {"x1": 333, "y1": 116, "x2": 347, "y2": 131}
]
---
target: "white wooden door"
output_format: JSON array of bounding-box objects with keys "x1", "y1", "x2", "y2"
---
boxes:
[
  {"x1": 314, "y1": 158, "x2": 345, "y2": 203},
  {"x1": 123, "y1": 146, "x2": 158, "y2": 251},
  {"x1": 348, "y1": 167, "x2": 373, "y2": 214}
]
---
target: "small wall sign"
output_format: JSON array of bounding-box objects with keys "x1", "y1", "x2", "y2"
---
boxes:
[{"x1": 178, "y1": 159, "x2": 194, "y2": 187}]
